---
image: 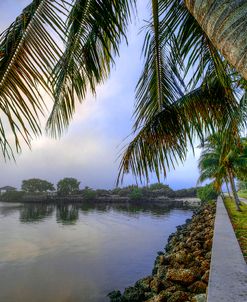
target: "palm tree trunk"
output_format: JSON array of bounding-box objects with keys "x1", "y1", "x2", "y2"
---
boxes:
[
  {"x1": 224, "y1": 178, "x2": 231, "y2": 198},
  {"x1": 184, "y1": 1, "x2": 247, "y2": 80},
  {"x1": 228, "y1": 170, "x2": 241, "y2": 211}
]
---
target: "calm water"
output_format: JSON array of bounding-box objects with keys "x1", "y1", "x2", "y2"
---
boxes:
[{"x1": 0, "y1": 201, "x2": 192, "y2": 302}]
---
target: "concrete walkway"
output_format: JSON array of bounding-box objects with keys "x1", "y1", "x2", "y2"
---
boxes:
[{"x1": 207, "y1": 196, "x2": 247, "y2": 302}]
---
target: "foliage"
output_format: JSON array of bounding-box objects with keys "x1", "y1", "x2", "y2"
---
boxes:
[
  {"x1": 0, "y1": 190, "x2": 25, "y2": 202},
  {"x1": 175, "y1": 188, "x2": 197, "y2": 198},
  {"x1": 21, "y1": 178, "x2": 55, "y2": 193},
  {"x1": 198, "y1": 133, "x2": 247, "y2": 210},
  {"x1": 149, "y1": 183, "x2": 170, "y2": 190},
  {"x1": 111, "y1": 184, "x2": 196, "y2": 199},
  {"x1": 224, "y1": 197, "x2": 247, "y2": 262},
  {"x1": 117, "y1": 0, "x2": 244, "y2": 184},
  {"x1": 237, "y1": 181, "x2": 247, "y2": 191},
  {"x1": 197, "y1": 184, "x2": 218, "y2": 203},
  {"x1": 0, "y1": 0, "x2": 245, "y2": 183},
  {"x1": 129, "y1": 187, "x2": 143, "y2": 200},
  {"x1": 0, "y1": 0, "x2": 135, "y2": 154},
  {"x1": 57, "y1": 177, "x2": 80, "y2": 196},
  {"x1": 238, "y1": 190, "x2": 247, "y2": 200},
  {"x1": 82, "y1": 188, "x2": 97, "y2": 200}
]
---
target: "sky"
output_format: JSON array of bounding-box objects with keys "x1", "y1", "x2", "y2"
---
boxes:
[{"x1": 0, "y1": 0, "x2": 200, "y2": 190}]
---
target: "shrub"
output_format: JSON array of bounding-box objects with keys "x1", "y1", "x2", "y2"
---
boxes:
[
  {"x1": 82, "y1": 188, "x2": 97, "y2": 200},
  {"x1": 129, "y1": 188, "x2": 143, "y2": 200},
  {"x1": 1, "y1": 191, "x2": 25, "y2": 202},
  {"x1": 197, "y1": 183, "x2": 218, "y2": 202}
]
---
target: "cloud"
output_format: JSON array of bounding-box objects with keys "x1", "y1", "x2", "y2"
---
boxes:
[{"x1": 0, "y1": 0, "x2": 200, "y2": 190}]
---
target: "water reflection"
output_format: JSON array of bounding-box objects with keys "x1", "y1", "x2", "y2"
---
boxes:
[
  {"x1": 1, "y1": 201, "x2": 190, "y2": 224},
  {"x1": 0, "y1": 201, "x2": 193, "y2": 302},
  {"x1": 56, "y1": 204, "x2": 79, "y2": 225},
  {"x1": 20, "y1": 203, "x2": 54, "y2": 223}
]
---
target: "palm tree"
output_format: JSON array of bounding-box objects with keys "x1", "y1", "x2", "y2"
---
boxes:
[
  {"x1": 0, "y1": 0, "x2": 246, "y2": 172},
  {"x1": 198, "y1": 133, "x2": 247, "y2": 211},
  {"x1": 184, "y1": 0, "x2": 247, "y2": 81}
]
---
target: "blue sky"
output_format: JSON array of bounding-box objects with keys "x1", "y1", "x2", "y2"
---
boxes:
[{"x1": 0, "y1": 0, "x2": 200, "y2": 190}]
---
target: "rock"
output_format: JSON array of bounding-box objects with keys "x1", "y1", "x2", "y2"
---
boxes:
[
  {"x1": 157, "y1": 265, "x2": 167, "y2": 278},
  {"x1": 203, "y1": 239, "x2": 212, "y2": 250},
  {"x1": 145, "y1": 290, "x2": 167, "y2": 302},
  {"x1": 201, "y1": 270, "x2": 210, "y2": 283},
  {"x1": 191, "y1": 293, "x2": 207, "y2": 302},
  {"x1": 150, "y1": 277, "x2": 164, "y2": 293},
  {"x1": 166, "y1": 269, "x2": 197, "y2": 285},
  {"x1": 205, "y1": 252, "x2": 211, "y2": 260},
  {"x1": 167, "y1": 291, "x2": 190, "y2": 302},
  {"x1": 108, "y1": 290, "x2": 122, "y2": 302},
  {"x1": 200, "y1": 260, "x2": 210, "y2": 271},
  {"x1": 108, "y1": 204, "x2": 216, "y2": 302},
  {"x1": 174, "y1": 251, "x2": 188, "y2": 264},
  {"x1": 188, "y1": 281, "x2": 207, "y2": 294},
  {"x1": 122, "y1": 286, "x2": 145, "y2": 302},
  {"x1": 135, "y1": 276, "x2": 152, "y2": 291}
]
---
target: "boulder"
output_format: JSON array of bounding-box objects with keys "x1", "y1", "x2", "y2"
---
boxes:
[
  {"x1": 121, "y1": 286, "x2": 145, "y2": 302},
  {"x1": 166, "y1": 269, "x2": 197, "y2": 285},
  {"x1": 188, "y1": 281, "x2": 207, "y2": 294},
  {"x1": 150, "y1": 277, "x2": 164, "y2": 293},
  {"x1": 167, "y1": 291, "x2": 190, "y2": 302},
  {"x1": 191, "y1": 293, "x2": 207, "y2": 302}
]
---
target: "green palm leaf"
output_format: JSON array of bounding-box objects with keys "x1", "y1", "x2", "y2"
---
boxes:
[
  {"x1": 46, "y1": 0, "x2": 135, "y2": 137},
  {"x1": 0, "y1": 0, "x2": 67, "y2": 156}
]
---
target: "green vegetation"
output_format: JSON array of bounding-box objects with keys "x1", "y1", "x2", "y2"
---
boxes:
[
  {"x1": 238, "y1": 190, "x2": 247, "y2": 199},
  {"x1": 0, "y1": 0, "x2": 245, "y2": 193},
  {"x1": 81, "y1": 188, "x2": 97, "y2": 200},
  {"x1": 57, "y1": 178, "x2": 80, "y2": 196},
  {"x1": 1, "y1": 191, "x2": 25, "y2": 202},
  {"x1": 21, "y1": 178, "x2": 55, "y2": 193},
  {"x1": 198, "y1": 134, "x2": 247, "y2": 211},
  {"x1": 197, "y1": 184, "x2": 218, "y2": 203},
  {"x1": 129, "y1": 188, "x2": 143, "y2": 200},
  {"x1": 224, "y1": 197, "x2": 247, "y2": 262},
  {"x1": 237, "y1": 180, "x2": 247, "y2": 191}
]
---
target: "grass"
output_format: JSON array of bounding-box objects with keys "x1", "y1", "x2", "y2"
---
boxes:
[
  {"x1": 238, "y1": 189, "x2": 247, "y2": 199},
  {"x1": 224, "y1": 197, "x2": 247, "y2": 262}
]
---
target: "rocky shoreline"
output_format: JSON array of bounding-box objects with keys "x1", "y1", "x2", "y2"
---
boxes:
[{"x1": 108, "y1": 203, "x2": 216, "y2": 302}]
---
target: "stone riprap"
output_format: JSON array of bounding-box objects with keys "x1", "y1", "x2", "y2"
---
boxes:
[{"x1": 108, "y1": 204, "x2": 216, "y2": 302}]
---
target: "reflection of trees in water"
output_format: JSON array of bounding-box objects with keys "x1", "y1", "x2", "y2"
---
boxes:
[
  {"x1": 79, "y1": 202, "x2": 174, "y2": 218},
  {"x1": 0, "y1": 204, "x2": 22, "y2": 217},
  {"x1": 56, "y1": 204, "x2": 79, "y2": 225},
  {"x1": 3, "y1": 201, "x2": 187, "y2": 224},
  {"x1": 20, "y1": 203, "x2": 54, "y2": 223}
]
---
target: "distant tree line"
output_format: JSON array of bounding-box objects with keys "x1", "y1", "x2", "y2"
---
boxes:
[{"x1": 0, "y1": 179, "x2": 200, "y2": 202}]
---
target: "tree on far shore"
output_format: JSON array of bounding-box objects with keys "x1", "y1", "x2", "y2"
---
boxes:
[
  {"x1": 57, "y1": 178, "x2": 80, "y2": 196},
  {"x1": 21, "y1": 178, "x2": 55, "y2": 193}
]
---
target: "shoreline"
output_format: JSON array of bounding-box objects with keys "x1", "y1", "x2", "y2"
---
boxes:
[
  {"x1": 108, "y1": 203, "x2": 216, "y2": 302},
  {"x1": 0, "y1": 195, "x2": 201, "y2": 208}
]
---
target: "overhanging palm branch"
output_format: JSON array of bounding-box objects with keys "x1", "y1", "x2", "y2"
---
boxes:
[
  {"x1": 118, "y1": 0, "x2": 244, "y2": 183},
  {"x1": 46, "y1": 0, "x2": 135, "y2": 137},
  {"x1": 0, "y1": 0, "x2": 67, "y2": 156},
  {"x1": 118, "y1": 73, "x2": 239, "y2": 184}
]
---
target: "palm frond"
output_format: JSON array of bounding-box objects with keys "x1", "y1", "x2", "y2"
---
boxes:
[
  {"x1": 0, "y1": 0, "x2": 68, "y2": 156},
  {"x1": 46, "y1": 0, "x2": 136, "y2": 137},
  {"x1": 133, "y1": 0, "x2": 183, "y2": 131}
]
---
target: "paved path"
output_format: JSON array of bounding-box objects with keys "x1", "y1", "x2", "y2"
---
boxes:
[{"x1": 207, "y1": 196, "x2": 247, "y2": 302}]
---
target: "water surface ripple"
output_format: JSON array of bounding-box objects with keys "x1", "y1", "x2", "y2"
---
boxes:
[{"x1": 0, "y1": 201, "x2": 192, "y2": 302}]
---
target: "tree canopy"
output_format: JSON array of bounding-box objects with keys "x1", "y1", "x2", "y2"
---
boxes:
[
  {"x1": 0, "y1": 0, "x2": 247, "y2": 184},
  {"x1": 21, "y1": 178, "x2": 55, "y2": 193},
  {"x1": 57, "y1": 177, "x2": 80, "y2": 196}
]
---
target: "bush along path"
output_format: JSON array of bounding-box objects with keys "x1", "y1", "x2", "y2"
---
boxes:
[{"x1": 108, "y1": 203, "x2": 216, "y2": 302}]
